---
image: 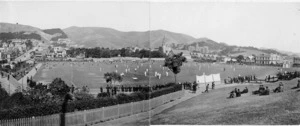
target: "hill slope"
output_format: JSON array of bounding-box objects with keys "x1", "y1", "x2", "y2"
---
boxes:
[
  {"x1": 63, "y1": 26, "x2": 195, "y2": 48},
  {"x1": 0, "y1": 23, "x2": 69, "y2": 42}
]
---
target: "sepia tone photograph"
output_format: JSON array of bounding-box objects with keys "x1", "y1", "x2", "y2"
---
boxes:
[{"x1": 0, "y1": 0, "x2": 300, "y2": 125}]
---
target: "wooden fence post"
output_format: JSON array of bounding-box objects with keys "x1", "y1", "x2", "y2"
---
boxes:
[
  {"x1": 32, "y1": 116, "x2": 35, "y2": 126},
  {"x1": 102, "y1": 107, "x2": 105, "y2": 121},
  {"x1": 83, "y1": 110, "x2": 87, "y2": 124},
  {"x1": 117, "y1": 104, "x2": 120, "y2": 118},
  {"x1": 131, "y1": 102, "x2": 133, "y2": 115},
  {"x1": 142, "y1": 100, "x2": 144, "y2": 112}
]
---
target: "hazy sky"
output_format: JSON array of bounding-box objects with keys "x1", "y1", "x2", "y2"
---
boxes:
[{"x1": 1, "y1": 1, "x2": 300, "y2": 53}]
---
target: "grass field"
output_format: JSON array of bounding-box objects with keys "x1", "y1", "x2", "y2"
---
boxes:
[
  {"x1": 33, "y1": 61, "x2": 300, "y2": 90},
  {"x1": 126, "y1": 79, "x2": 300, "y2": 125}
]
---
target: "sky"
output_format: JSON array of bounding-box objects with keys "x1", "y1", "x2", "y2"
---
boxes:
[{"x1": 0, "y1": 1, "x2": 300, "y2": 53}]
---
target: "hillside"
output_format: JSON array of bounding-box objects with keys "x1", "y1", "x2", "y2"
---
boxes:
[
  {"x1": 0, "y1": 23, "x2": 67, "y2": 42},
  {"x1": 63, "y1": 26, "x2": 195, "y2": 48},
  {"x1": 0, "y1": 32, "x2": 42, "y2": 40}
]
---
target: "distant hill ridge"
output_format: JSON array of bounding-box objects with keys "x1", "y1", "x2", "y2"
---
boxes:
[{"x1": 0, "y1": 22, "x2": 294, "y2": 56}]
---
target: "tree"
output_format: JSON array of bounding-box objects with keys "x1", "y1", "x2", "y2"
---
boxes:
[
  {"x1": 104, "y1": 72, "x2": 123, "y2": 85},
  {"x1": 0, "y1": 84, "x2": 8, "y2": 102},
  {"x1": 48, "y1": 78, "x2": 70, "y2": 97},
  {"x1": 164, "y1": 52, "x2": 187, "y2": 84},
  {"x1": 236, "y1": 55, "x2": 244, "y2": 63}
]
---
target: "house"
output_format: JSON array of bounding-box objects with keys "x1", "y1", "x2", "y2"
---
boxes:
[
  {"x1": 2, "y1": 43, "x2": 8, "y2": 48},
  {"x1": 243, "y1": 55, "x2": 255, "y2": 64},
  {"x1": 34, "y1": 50, "x2": 48, "y2": 60},
  {"x1": 9, "y1": 43, "x2": 14, "y2": 48},
  {"x1": 217, "y1": 56, "x2": 231, "y2": 63},
  {"x1": 126, "y1": 46, "x2": 140, "y2": 52},
  {"x1": 56, "y1": 50, "x2": 67, "y2": 57}
]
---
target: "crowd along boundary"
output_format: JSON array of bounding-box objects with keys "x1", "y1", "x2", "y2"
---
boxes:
[{"x1": 0, "y1": 90, "x2": 185, "y2": 126}]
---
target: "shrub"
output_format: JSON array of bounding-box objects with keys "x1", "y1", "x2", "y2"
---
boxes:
[
  {"x1": 74, "y1": 92, "x2": 94, "y2": 101},
  {"x1": 97, "y1": 92, "x2": 109, "y2": 98},
  {"x1": 0, "y1": 83, "x2": 182, "y2": 120},
  {"x1": 116, "y1": 93, "x2": 133, "y2": 104}
]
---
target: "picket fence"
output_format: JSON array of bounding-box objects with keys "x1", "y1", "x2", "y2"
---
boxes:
[{"x1": 0, "y1": 90, "x2": 185, "y2": 126}]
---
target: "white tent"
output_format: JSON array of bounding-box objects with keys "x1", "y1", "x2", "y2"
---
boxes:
[
  {"x1": 196, "y1": 73, "x2": 222, "y2": 85},
  {"x1": 196, "y1": 75, "x2": 206, "y2": 84},
  {"x1": 205, "y1": 75, "x2": 214, "y2": 83},
  {"x1": 212, "y1": 73, "x2": 221, "y2": 85}
]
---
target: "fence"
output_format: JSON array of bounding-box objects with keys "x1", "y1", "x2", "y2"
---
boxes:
[{"x1": 0, "y1": 90, "x2": 185, "y2": 126}]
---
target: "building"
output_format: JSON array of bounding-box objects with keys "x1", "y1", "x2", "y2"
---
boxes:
[
  {"x1": 269, "y1": 53, "x2": 283, "y2": 64},
  {"x1": 283, "y1": 60, "x2": 293, "y2": 68},
  {"x1": 56, "y1": 50, "x2": 67, "y2": 57},
  {"x1": 293, "y1": 57, "x2": 300, "y2": 67},
  {"x1": 162, "y1": 44, "x2": 172, "y2": 55},
  {"x1": 188, "y1": 46, "x2": 195, "y2": 52},
  {"x1": 170, "y1": 49, "x2": 192, "y2": 61},
  {"x1": 159, "y1": 36, "x2": 172, "y2": 55},
  {"x1": 243, "y1": 55, "x2": 255, "y2": 64},
  {"x1": 255, "y1": 54, "x2": 270, "y2": 65},
  {"x1": 34, "y1": 51, "x2": 45, "y2": 60},
  {"x1": 188, "y1": 43, "x2": 209, "y2": 54}
]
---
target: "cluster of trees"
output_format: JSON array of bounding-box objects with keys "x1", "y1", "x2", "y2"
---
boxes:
[
  {"x1": 0, "y1": 78, "x2": 71, "y2": 110},
  {"x1": 42, "y1": 28, "x2": 68, "y2": 41},
  {"x1": 67, "y1": 47, "x2": 166, "y2": 58},
  {"x1": 0, "y1": 32, "x2": 41, "y2": 41}
]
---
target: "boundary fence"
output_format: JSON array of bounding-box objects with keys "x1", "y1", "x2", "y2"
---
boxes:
[{"x1": 0, "y1": 90, "x2": 185, "y2": 126}]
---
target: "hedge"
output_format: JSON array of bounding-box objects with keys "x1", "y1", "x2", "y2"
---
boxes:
[{"x1": 0, "y1": 83, "x2": 182, "y2": 120}]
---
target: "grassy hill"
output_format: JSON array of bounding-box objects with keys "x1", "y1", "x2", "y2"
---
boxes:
[
  {"x1": 128, "y1": 79, "x2": 300, "y2": 125},
  {"x1": 63, "y1": 26, "x2": 195, "y2": 48}
]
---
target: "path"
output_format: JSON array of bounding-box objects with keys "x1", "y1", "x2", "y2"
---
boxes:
[{"x1": 18, "y1": 63, "x2": 42, "y2": 88}]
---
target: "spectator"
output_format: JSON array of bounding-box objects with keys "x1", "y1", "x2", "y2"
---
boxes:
[
  {"x1": 241, "y1": 87, "x2": 248, "y2": 94},
  {"x1": 229, "y1": 90, "x2": 235, "y2": 98},
  {"x1": 261, "y1": 86, "x2": 270, "y2": 95},
  {"x1": 204, "y1": 84, "x2": 209, "y2": 93},
  {"x1": 236, "y1": 89, "x2": 241, "y2": 97},
  {"x1": 100, "y1": 87, "x2": 103, "y2": 93}
]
